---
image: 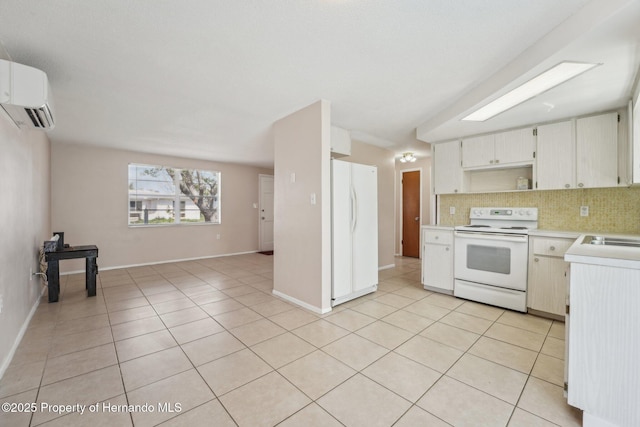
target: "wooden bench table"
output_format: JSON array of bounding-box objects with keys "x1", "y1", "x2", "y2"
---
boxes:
[{"x1": 45, "y1": 245, "x2": 98, "y2": 302}]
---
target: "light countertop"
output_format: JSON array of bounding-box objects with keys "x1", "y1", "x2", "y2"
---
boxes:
[
  {"x1": 422, "y1": 225, "x2": 454, "y2": 231},
  {"x1": 565, "y1": 233, "x2": 640, "y2": 270},
  {"x1": 528, "y1": 229, "x2": 582, "y2": 239}
]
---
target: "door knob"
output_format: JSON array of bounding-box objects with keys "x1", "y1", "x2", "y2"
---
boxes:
[
  {"x1": 414, "y1": 217, "x2": 420, "y2": 221},
  {"x1": 261, "y1": 217, "x2": 265, "y2": 220}
]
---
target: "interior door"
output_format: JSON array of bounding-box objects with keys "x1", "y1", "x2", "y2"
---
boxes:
[
  {"x1": 259, "y1": 174, "x2": 274, "y2": 251},
  {"x1": 402, "y1": 170, "x2": 421, "y2": 257}
]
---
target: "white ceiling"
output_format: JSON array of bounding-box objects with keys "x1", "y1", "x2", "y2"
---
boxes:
[{"x1": 1, "y1": 0, "x2": 639, "y2": 168}]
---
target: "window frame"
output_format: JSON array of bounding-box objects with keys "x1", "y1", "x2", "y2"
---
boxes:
[{"x1": 128, "y1": 163, "x2": 221, "y2": 227}]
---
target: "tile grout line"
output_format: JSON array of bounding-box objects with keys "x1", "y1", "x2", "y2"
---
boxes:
[{"x1": 3, "y1": 257, "x2": 574, "y2": 426}]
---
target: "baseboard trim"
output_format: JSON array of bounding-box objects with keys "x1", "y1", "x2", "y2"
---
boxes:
[
  {"x1": 59, "y1": 250, "x2": 260, "y2": 275},
  {"x1": 0, "y1": 285, "x2": 46, "y2": 380},
  {"x1": 271, "y1": 290, "x2": 332, "y2": 315}
]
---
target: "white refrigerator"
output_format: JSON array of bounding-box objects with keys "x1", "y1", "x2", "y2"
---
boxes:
[{"x1": 331, "y1": 159, "x2": 378, "y2": 306}]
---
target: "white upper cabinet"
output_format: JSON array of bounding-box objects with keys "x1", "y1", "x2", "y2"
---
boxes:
[
  {"x1": 330, "y1": 126, "x2": 351, "y2": 157},
  {"x1": 433, "y1": 111, "x2": 623, "y2": 194},
  {"x1": 462, "y1": 127, "x2": 535, "y2": 168},
  {"x1": 576, "y1": 112, "x2": 618, "y2": 188},
  {"x1": 433, "y1": 140, "x2": 461, "y2": 194},
  {"x1": 536, "y1": 121, "x2": 575, "y2": 190},
  {"x1": 537, "y1": 113, "x2": 619, "y2": 190},
  {"x1": 494, "y1": 128, "x2": 536, "y2": 165},
  {"x1": 461, "y1": 134, "x2": 494, "y2": 168}
]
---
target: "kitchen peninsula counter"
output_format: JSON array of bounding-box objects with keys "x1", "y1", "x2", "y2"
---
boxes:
[
  {"x1": 564, "y1": 233, "x2": 640, "y2": 427},
  {"x1": 565, "y1": 233, "x2": 640, "y2": 270}
]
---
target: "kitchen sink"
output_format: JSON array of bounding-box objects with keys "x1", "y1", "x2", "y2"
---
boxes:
[{"x1": 582, "y1": 235, "x2": 640, "y2": 248}]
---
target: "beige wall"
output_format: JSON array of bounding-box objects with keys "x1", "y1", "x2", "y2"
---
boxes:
[
  {"x1": 0, "y1": 114, "x2": 51, "y2": 375},
  {"x1": 51, "y1": 143, "x2": 272, "y2": 272},
  {"x1": 439, "y1": 187, "x2": 640, "y2": 234},
  {"x1": 341, "y1": 140, "x2": 396, "y2": 268},
  {"x1": 273, "y1": 100, "x2": 332, "y2": 313},
  {"x1": 395, "y1": 156, "x2": 432, "y2": 256}
]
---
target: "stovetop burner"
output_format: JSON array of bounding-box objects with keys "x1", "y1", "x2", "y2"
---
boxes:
[{"x1": 454, "y1": 207, "x2": 538, "y2": 235}]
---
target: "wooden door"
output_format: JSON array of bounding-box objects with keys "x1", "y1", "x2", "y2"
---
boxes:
[{"x1": 402, "y1": 170, "x2": 421, "y2": 258}]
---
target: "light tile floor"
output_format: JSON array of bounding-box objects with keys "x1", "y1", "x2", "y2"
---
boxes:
[{"x1": 0, "y1": 255, "x2": 582, "y2": 426}]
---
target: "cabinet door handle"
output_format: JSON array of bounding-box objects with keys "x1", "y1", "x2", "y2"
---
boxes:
[
  {"x1": 435, "y1": 236, "x2": 439, "y2": 240},
  {"x1": 489, "y1": 160, "x2": 494, "y2": 164},
  {"x1": 495, "y1": 159, "x2": 500, "y2": 164},
  {"x1": 578, "y1": 183, "x2": 584, "y2": 188},
  {"x1": 550, "y1": 246, "x2": 556, "y2": 251},
  {"x1": 445, "y1": 247, "x2": 449, "y2": 251},
  {"x1": 534, "y1": 257, "x2": 539, "y2": 262},
  {"x1": 565, "y1": 184, "x2": 570, "y2": 188}
]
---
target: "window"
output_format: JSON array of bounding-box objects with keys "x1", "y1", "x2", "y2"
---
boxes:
[{"x1": 128, "y1": 163, "x2": 220, "y2": 226}]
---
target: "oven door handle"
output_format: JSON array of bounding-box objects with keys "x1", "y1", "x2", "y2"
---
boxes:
[{"x1": 454, "y1": 230, "x2": 528, "y2": 243}]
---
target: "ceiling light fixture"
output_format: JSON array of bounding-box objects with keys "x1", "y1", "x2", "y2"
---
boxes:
[
  {"x1": 462, "y1": 61, "x2": 600, "y2": 122},
  {"x1": 399, "y1": 152, "x2": 417, "y2": 163}
]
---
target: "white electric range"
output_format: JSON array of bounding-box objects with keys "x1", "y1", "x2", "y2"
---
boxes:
[{"x1": 453, "y1": 207, "x2": 538, "y2": 312}]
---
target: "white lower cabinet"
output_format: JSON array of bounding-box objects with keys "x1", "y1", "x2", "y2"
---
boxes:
[
  {"x1": 421, "y1": 227, "x2": 454, "y2": 294},
  {"x1": 565, "y1": 261, "x2": 640, "y2": 427},
  {"x1": 527, "y1": 236, "x2": 574, "y2": 318}
]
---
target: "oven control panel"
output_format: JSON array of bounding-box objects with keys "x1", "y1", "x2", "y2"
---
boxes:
[{"x1": 470, "y1": 207, "x2": 538, "y2": 220}]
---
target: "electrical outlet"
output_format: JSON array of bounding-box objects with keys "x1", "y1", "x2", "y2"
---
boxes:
[
  {"x1": 216, "y1": 234, "x2": 221, "y2": 240},
  {"x1": 580, "y1": 206, "x2": 589, "y2": 217},
  {"x1": 449, "y1": 206, "x2": 456, "y2": 215}
]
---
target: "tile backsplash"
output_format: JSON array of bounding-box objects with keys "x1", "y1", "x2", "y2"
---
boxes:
[{"x1": 439, "y1": 187, "x2": 640, "y2": 234}]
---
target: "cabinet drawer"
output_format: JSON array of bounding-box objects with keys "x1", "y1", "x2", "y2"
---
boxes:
[
  {"x1": 423, "y1": 230, "x2": 453, "y2": 245},
  {"x1": 532, "y1": 237, "x2": 573, "y2": 257}
]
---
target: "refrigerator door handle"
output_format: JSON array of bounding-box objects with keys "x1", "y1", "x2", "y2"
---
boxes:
[{"x1": 351, "y1": 186, "x2": 358, "y2": 232}]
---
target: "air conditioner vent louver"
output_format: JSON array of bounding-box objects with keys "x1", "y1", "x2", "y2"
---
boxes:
[{"x1": 25, "y1": 106, "x2": 54, "y2": 129}]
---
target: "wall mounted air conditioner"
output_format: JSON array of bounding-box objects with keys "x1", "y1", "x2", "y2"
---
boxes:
[{"x1": 0, "y1": 58, "x2": 55, "y2": 130}]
